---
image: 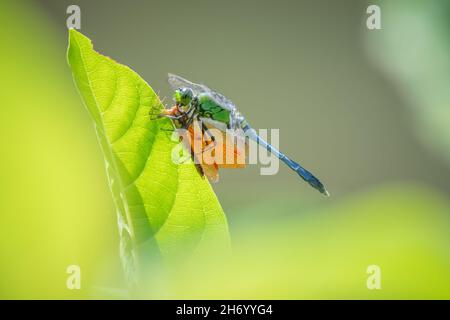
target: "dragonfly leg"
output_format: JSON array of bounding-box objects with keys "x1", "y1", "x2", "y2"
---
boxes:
[
  {"x1": 148, "y1": 112, "x2": 162, "y2": 120},
  {"x1": 148, "y1": 104, "x2": 168, "y2": 120},
  {"x1": 180, "y1": 109, "x2": 196, "y2": 130},
  {"x1": 193, "y1": 121, "x2": 217, "y2": 155},
  {"x1": 194, "y1": 163, "x2": 205, "y2": 177},
  {"x1": 159, "y1": 127, "x2": 175, "y2": 132},
  {"x1": 149, "y1": 112, "x2": 179, "y2": 120},
  {"x1": 159, "y1": 114, "x2": 186, "y2": 120}
]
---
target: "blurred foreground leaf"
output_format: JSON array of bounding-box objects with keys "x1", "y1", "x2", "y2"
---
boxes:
[{"x1": 67, "y1": 29, "x2": 230, "y2": 287}]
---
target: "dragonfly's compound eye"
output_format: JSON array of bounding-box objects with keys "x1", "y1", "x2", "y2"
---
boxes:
[{"x1": 174, "y1": 87, "x2": 194, "y2": 107}]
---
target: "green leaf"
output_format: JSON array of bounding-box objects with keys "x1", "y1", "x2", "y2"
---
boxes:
[{"x1": 67, "y1": 29, "x2": 230, "y2": 285}]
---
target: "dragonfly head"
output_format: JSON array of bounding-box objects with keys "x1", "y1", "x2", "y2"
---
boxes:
[{"x1": 174, "y1": 87, "x2": 194, "y2": 109}]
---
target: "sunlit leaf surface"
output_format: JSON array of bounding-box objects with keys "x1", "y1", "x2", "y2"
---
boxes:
[{"x1": 67, "y1": 30, "x2": 230, "y2": 285}]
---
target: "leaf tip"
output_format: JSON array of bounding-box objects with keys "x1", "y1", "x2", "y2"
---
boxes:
[{"x1": 67, "y1": 29, "x2": 92, "y2": 66}]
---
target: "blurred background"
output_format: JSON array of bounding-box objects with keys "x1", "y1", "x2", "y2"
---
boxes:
[{"x1": 1, "y1": 0, "x2": 449, "y2": 298}]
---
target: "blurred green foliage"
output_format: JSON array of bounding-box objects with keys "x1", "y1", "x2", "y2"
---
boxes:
[
  {"x1": 0, "y1": 1, "x2": 119, "y2": 298},
  {"x1": 67, "y1": 30, "x2": 230, "y2": 286}
]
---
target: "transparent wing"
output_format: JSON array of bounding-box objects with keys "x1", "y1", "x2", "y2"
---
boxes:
[
  {"x1": 168, "y1": 73, "x2": 237, "y2": 112},
  {"x1": 168, "y1": 73, "x2": 205, "y2": 94}
]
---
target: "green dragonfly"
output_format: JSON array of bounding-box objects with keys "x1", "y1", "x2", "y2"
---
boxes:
[{"x1": 155, "y1": 73, "x2": 329, "y2": 196}]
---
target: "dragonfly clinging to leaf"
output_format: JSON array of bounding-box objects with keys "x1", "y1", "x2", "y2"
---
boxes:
[{"x1": 151, "y1": 73, "x2": 329, "y2": 196}]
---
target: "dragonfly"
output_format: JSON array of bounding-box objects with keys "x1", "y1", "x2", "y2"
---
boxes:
[{"x1": 153, "y1": 73, "x2": 329, "y2": 196}]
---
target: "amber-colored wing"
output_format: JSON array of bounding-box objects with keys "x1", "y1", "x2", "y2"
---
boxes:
[
  {"x1": 186, "y1": 121, "x2": 220, "y2": 183},
  {"x1": 181, "y1": 119, "x2": 248, "y2": 183}
]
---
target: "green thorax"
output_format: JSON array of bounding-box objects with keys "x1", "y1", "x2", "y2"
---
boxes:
[{"x1": 196, "y1": 93, "x2": 231, "y2": 124}]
